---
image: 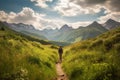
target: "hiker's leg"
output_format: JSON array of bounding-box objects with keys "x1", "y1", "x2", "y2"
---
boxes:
[
  {"x1": 59, "y1": 53, "x2": 61, "y2": 62},
  {"x1": 60, "y1": 54, "x2": 62, "y2": 62}
]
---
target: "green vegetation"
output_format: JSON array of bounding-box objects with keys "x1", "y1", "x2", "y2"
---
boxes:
[
  {"x1": 62, "y1": 27, "x2": 120, "y2": 80},
  {"x1": 1, "y1": 21, "x2": 120, "y2": 80},
  {"x1": 21, "y1": 31, "x2": 47, "y2": 40},
  {"x1": 0, "y1": 22, "x2": 58, "y2": 80}
]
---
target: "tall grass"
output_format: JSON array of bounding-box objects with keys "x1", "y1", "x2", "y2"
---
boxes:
[
  {"x1": 62, "y1": 27, "x2": 120, "y2": 80},
  {"x1": 0, "y1": 24, "x2": 58, "y2": 80}
]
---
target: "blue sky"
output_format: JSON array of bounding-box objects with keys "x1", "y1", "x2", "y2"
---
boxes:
[{"x1": 0, "y1": 0, "x2": 120, "y2": 29}]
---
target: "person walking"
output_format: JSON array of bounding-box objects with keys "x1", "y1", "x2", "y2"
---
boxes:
[{"x1": 58, "y1": 46, "x2": 63, "y2": 63}]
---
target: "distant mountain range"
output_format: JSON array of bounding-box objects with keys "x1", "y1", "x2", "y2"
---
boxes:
[
  {"x1": 3, "y1": 19, "x2": 120, "y2": 43},
  {"x1": 4, "y1": 22, "x2": 47, "y2": 40}
]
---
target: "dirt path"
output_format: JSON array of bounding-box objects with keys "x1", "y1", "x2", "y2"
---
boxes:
[{"x1": 55, "y1": 63, "x2": 68, "y2": 80}]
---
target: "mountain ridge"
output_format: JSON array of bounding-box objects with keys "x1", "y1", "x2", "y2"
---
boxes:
[{"x1": 2, "y1": 19, "x2": 120, "y2": 43}]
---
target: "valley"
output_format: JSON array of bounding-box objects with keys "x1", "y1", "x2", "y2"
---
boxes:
[
  {"x1": 0, "y1": 19, "x2": 120, "y2": 80},
  {"x1": 5, "y1": 19, "x2": 120, "y2": 43}
]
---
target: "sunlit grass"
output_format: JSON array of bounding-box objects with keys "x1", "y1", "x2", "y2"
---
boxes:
[
  {"x1": 62, "y1": 27, "x2": 120, "y2": 80},
  {"x1": 0, "y1": 23, "x2": 58, "y2": 80}
]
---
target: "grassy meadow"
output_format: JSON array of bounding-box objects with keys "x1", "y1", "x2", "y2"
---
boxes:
[
  {"x1": 62, "y1": 27, "x2": 120, "y2": 80},
  {"x1": 0, "y1": 22, "x2": 59, "y2": 80},
  {"x1": 1, "y1": 21, "x2": 120, "y2": 80}
]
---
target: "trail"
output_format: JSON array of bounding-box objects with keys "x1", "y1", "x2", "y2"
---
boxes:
[{"x1": 55, "y1": 63, "x2": 68, "y2": 80}]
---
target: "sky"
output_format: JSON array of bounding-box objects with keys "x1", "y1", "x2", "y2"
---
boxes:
[{"x1": 0, "y1": 0, "x2": 120, "y2": 30}]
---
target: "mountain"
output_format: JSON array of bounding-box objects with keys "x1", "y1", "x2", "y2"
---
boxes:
[
  {"x1": 87, "y1": 21, "x2": 105, "y2": 29},
  {"x1": 39, "y1": 24, "x2": 73, "y2": 42},
  {"x1": 103, "y1": 19, "x2": 120, "y2": 30},
  {"x1": 3, "y1": 19, "x2": 119, "y2": 43},
  {"x1": 86, "y1": 21, "x2": 108, "y2": 33},
  {"x1": 4, "y1": 22, "x2": 47, "y2": 40},
  {"x1": 52, "y1": 21, "x2": 108, "y2": 43},
  {"x1": 63, "y1": 27, "x2": 120, "y2": 80},
  {"x1": 36, "y1": 22, "x2": 108, "y2": 43},
  {"x1": 59, "y1": 24, "x2": 73, "y2": 32}
]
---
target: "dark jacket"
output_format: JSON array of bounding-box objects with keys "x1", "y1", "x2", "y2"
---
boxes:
[{"x1": 58, "y1": 48, "x2": 63, "y2": 54}]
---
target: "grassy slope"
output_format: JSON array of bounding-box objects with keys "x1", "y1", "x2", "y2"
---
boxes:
[
  {"x1": 21, "y1": 30, "x2": 47, "y2": 40},
  {"x1": 0, "y1": 22, "x2": 58, "y2": 80},
  {"x1": 62, "y1": 27, "x2": 120, "y2": 80}
]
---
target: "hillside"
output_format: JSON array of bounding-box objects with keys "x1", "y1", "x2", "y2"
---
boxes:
[
  {"x1": 0, "y1": 22, "x2": 58, "y2": 80},
  {"x1": 62, "y1": 27, "x2": 120, "y2": 80}
]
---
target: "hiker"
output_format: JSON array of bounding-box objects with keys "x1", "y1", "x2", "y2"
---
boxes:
[{"x1": 58, "y1": 46, "x2": 63, "y2": 63}]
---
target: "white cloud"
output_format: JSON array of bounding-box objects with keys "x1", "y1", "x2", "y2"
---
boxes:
[
  {"x1": 54, "y1": 0, "x2": 104, "y2": 16},
  {"x1": 53, "y1": 0, "x2": 120, "y2": 21},
  {"x1": 0, "y1": 7, "x2": 92, "y2": 29},
  {"x1": 54, "y1": 1, "x2": 84, "y2": 16},
  {"x1": 0, "y1": 7, "x2": 68, "y2": 30},
  {"x1": 68, "y1": 21, "x2": 92, "y2": 29},
  {"x1": 99, "y1": 12, "x2": 120, "y2": 23},
  {"x1": 0, "y1": 11, "x2": 9, "y2": 21},
  {"x1": 0, "y1": 7, "x2": 47, "y2": 29},
  {"x1": 30, "y1": 0, "x2": 53, "y2": 8}
]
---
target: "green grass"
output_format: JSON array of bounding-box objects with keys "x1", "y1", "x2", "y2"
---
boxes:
[
  {"x1": 1, "y1": 21, "x2": 120, "y2": 80},
  {"x1": 0, "y1": 22, "x2": 58, "y2": 80},
  {"x1": 62, "y1": 27, "x2": 120, "y2": 80}
]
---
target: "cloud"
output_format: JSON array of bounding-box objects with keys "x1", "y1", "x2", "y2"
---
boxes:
[
  {"x1": 105, "y1": 0, "x2": 120, "y2": 12},
  {"x1": 30, "y1": 0, "x2": 53, "y2": 8},
  {"x1": 0, "y1": 7, "x2": 92, "y2": 29},
  {"x1": 99, "y1": 12, "x2": 120, "y2": 23},
  {"x1": 54, "y1": 0, "x2": 105, "y2": 16},
  {"x1": 72, "y1": 0, "x2": 106, "y2": 7},
  {"x1": 54, "y1": 1, "x2": 83, "y2": 16},
  {"x1": 0, "y1": 11, "x2": 8, "y2": 21},
  {"x1": 0, "y1": 0, "x2": 120, "y2": 29},
  {"x1": 97, "y1": 0, "x2": 120, "y2": 23},
  {"x1": 0, "y1": 7, "x2": 68, "y2": 30},
  {"x1": 68, "y1": 21, "x2": 92, "y2": 28},
  {"x1": 53, "y1": 0, "x2": 120, "y2": 19},
  {"x1": 0, "y1": 7, "x2": 47, "y2": 29}
]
